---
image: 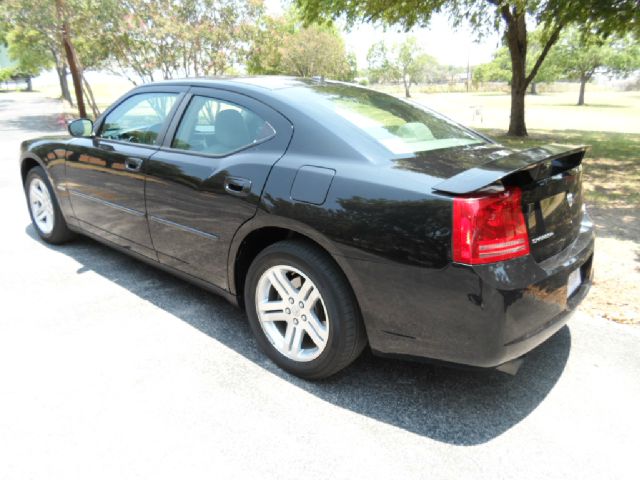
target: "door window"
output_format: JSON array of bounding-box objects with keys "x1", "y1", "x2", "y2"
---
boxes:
[
  {"x1": 172, "y1": 95, "x2": 276, "y2": 155},
  {"x1": 100, "y1": 92, "x2": 178, "y2": 145}
]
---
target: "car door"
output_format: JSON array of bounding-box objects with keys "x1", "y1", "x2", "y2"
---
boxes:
[
  {"x1": 145, "y1": 87, "x2": 293, "y2": 289},
  {"x1": 65, "y1": 87, "x2": 185, "y2": 259}
]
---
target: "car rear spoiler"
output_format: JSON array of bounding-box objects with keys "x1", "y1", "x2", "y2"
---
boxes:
[{"x1": 433, "y1": 144, "x2": 589, "y2": 195}]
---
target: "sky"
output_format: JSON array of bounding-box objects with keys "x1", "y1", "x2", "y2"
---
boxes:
[{"x1": 265, "y1": 0, "x2": 503, "y2": 68}]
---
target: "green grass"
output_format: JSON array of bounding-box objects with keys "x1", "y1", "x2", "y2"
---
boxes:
[{"x1": 479, "y1": 128, "x2": 640, "y2": 208}]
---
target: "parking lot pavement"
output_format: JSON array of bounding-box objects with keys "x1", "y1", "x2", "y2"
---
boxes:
[{"x1": 1, "y1": 91, "x2": 639, "y2": 480}]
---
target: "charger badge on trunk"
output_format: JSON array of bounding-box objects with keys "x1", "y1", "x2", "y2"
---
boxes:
[{"x1": 531, "y1": 231, "x2": 555, "y2": 244}]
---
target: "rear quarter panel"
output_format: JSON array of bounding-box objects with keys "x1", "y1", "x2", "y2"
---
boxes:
[{"x1": 256, "y1": 141, "x2": 455, "y2": 351}]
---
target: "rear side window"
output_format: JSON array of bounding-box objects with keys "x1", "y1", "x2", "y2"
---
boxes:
[
  {"x1": 172, "y1": 95, "x2": 276, "y2": 155},
  {"x1": 100, "y1": 92, "x2": 178, "y2": 145},
  {"x1": 313, "y1": 85, "x2": 485, "y2": 154}
]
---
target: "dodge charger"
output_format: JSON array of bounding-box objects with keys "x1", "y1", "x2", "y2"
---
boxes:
[{"x1": 19, "y1": 77, "x2": 594, "y2": 379}]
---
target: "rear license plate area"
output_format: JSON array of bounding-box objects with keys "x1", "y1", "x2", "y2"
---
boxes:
[{"x1": 567, "y1": 268, "x2": 582, "y2": 298}]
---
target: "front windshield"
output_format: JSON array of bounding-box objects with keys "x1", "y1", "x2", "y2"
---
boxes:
[{"x1": 315, "y1": 85, "x2": 485, "y2": 154}]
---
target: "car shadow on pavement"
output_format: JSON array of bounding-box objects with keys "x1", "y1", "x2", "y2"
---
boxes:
[{"x1": 26, "y1": 227, "x2": 571, "y2": 446}]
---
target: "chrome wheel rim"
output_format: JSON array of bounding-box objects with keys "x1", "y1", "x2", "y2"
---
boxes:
[
  {"x1": 255, "y1": 265, "x2": 330, "y2": 362},
  {"x1": 29, "y1": 178, "x2": 55, "y2": 235}
]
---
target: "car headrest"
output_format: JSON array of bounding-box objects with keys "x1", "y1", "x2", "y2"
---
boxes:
[{"x1": 216, "y1": 109, "x2": 250, "y2": 150}]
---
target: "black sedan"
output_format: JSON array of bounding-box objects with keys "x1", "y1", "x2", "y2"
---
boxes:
[{"x1": 20, "y1": 77, "x2": 594, "y2": 379}]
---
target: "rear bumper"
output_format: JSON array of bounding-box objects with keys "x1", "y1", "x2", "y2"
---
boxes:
[
  {"x1": 355, "y1": 213, "x2": 595, "y2": 369},
  {"x1": 474, "y1": 212, "x2": 594, "y2": 367}
]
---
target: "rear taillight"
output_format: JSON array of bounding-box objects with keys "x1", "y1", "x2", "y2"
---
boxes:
[{"x1": 452, "y1": 186, "x2": 530, "y2": 264}]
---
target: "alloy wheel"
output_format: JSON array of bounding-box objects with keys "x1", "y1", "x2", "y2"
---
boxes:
[
  {"x1": 255, "y1": 265, "x2": 330, "y2": 362},
  {"x1": 29, "y1": 177, "x2": 55, "y2": 235}
]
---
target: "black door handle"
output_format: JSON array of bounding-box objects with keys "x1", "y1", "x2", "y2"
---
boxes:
[
  {"x1": 124, "y1": 157, "x2": 143, "y2": 172},
  {"x1": 224, "y1": 176, "x2": 252, "y2": 197}
]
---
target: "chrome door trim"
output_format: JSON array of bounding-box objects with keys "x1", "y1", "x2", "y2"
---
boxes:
[
  {"x1": 148, "y1": 215, "x2": 219, "y2": 240},
  {"x1": 68, "y1": 189, "x2": 146, "y2": 217}
]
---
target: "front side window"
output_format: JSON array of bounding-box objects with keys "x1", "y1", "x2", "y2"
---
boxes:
[
  {"x1": 172, "y1": 95, "x2": 276, "y2": 155},
  {"x1": 100, "y1": 92, "x2": 178, "y2": 145},
  {"x1": 313, "y1": 85, "x2": 485, "y2": 154}
]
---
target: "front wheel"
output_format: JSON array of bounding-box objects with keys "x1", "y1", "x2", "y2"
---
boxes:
[
  {"x1": 244, "y1": 240, "x2": 367, "y2": 379},
  {"x1": 25, "y1": 166, "x2": 75, "y2": 244}
]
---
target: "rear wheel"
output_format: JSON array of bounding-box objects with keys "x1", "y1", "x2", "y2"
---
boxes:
[
  {"x1": 25, "y1": 166, "x2": 75, "y2": 244},
  {"x1": 244, "y1": 240, "x2": 367, "y2": 379}
]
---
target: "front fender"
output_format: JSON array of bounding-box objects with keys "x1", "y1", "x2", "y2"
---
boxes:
[{"x1": 20, "y1": 137, "x2": 76, "y2": 226}]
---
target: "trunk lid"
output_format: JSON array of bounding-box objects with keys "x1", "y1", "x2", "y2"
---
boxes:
[{"x1": 434, "y1": 144, "x2": 588, "y2": 262}]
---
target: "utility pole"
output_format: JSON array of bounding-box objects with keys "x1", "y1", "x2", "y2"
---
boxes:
[{"x1": 55, "y1": 0, "x2": 86, "y2": 118}]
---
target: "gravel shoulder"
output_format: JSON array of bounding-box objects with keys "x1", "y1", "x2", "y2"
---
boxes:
[{"x1": 585, "y1": 207, "x2": 640, "y2": 323}]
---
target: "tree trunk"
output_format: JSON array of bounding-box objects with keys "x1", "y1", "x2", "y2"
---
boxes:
[
  {"x1": 530, "y1": 82, "x2": 537, "y2": 95},
  {"x1": 57, "y1": 64, "x2": 73, "y2": 105},
  {"x1": 51, "y1": 48, "x2": 73, "y2": 105},
  {"x1": 504, "y1": 10, "x2": 528, "y2": 136},
  {"x1": 577, "y1": 74, "x2": 587, "y2": 105},
  {"x1": 82, "y1": 74, "x2": 100, "y2": 119},
  {"x1": 26, "y1": 77, "x2": 33, "y2": 92},
  {"x1": 500, "y1": 5, "x2": 562, "y2": 136},
  {"x1": 403, "y1": 75, "x2": 411, "y2": 98},
  {"x1": 509, "y1": 86, "x2": 527, "y2": 136},
  {"x1": 56, "y1": 0, "x2": 86, "y2": 118}
]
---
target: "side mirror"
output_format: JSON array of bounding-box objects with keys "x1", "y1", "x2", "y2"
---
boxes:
[{"x1": 68, "y1": 118, "x2": 93, "y2": 137}]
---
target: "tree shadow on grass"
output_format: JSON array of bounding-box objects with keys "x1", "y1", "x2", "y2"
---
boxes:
[{"x1": 25, "y1": 225, "x2": 572, "y2": 446}]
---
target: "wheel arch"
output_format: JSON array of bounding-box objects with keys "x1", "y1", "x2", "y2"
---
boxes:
[
  {"x1": 20, "y1": 155, "x2": 45, "y2": 185},
  {"x1": 228, "y1": 215, "x2": 365, "y2": 316}
]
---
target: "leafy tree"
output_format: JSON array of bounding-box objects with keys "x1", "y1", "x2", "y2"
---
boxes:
[
  {"x1": 5, "y1": 27, "x2": 52, "y2": 91},
  {"x1": 246, "y1": 14, "x2": 296, "y2": 75},
  {"x1": 366, "y1": 41, "x2": 400, "y2": 84},
  {"x1": 416, "y1": 54, "x2": 445, "y2": 84},
  {"x1": 247, "y1": 10, "x2": 354, "y2": 80},
  {"x1": 396, "y1": 37, "x2": 430, "y2": 97},
  {"x1": 0, "y1": 27, "x2": 51, "y2": 91},
  {"x1": 473, "y1": 49, "x2": 511, "y2": 84},
  {"x1": 553, "y1": 29, "x2": 640, "y2": 105},
  {"x1": 295, "y1": 0, "x2": 640, "y2": 136},
  {"x1": 0, "y1": 0, "x2": 114, "y2": 116},
  {"x1": 0, "y1": 1, "x2": 71, "y2": 101},
  {"x1": 280, "y1": 24, "x2": 353, "y2": 79},
  {"x1": 104, "y1": 0, "x2": 263, "y2": 83},
  {"x1": 344, "y1": 52, "x2": 359, "y2": 82},
  {"x1": 367, "y1": 38, "x2": 437, "y2": 96},
  {"x1": 473, "y1": 30, "x2": 562, "y2": 93}
]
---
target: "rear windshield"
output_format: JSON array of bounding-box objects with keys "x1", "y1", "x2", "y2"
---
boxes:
[{"x1": 314, "y1": 85, "x2": 485, "y2": 154}]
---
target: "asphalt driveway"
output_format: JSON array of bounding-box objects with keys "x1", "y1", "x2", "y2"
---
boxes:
[{"x1": 1, "y1": 91, "x2": 639, "y2": 480}]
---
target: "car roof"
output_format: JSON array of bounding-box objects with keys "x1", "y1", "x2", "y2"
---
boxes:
[{"x1": 144, "y1": 75, "x2": 319, "y2": 92}]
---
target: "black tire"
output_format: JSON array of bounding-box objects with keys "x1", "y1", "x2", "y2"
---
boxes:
[
  {"x1": 244, "y1": 239, "x2": 367, "y2": 380},
  {"x1": 24, "y1": 166, "x2": 75, "y2": 244}
]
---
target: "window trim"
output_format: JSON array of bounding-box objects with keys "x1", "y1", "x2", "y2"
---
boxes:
[
  {"x1": 159, "y1": 89, "x2": 278, "y2": 159},
  {"x1": 93, "y1": 86, "x2": 187, "y2": 148}
]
